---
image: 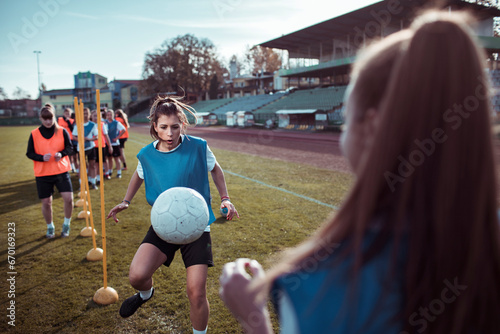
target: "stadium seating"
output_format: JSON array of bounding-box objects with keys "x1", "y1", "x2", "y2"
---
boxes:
[{"x1": 210, "y1": 93, "x2": 286, "y2": 115}]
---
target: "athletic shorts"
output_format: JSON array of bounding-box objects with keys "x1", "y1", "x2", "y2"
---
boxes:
[
  {"x1": 141, "y1": 226, "x2": 214, "y2": 268},
  {"x1": 119, "y1": 138, "x2": 127, "y2": 149},
  {"x1": 93, "y1": 147, "x2": 107, "y2": 162},
  {"x1": 107, "y1": 145, "x2": 121, "y2": 158},
  {"x1": 35, "y1": 172, "x2": 73, "y2": 199},
  {"x1": 82, "y1": 148, "x2": 96, "y2": 161}
]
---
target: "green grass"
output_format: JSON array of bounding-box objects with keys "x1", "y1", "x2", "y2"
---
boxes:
[{"x1": 0, "y1": 126, "x2": 353, "y2": 333}]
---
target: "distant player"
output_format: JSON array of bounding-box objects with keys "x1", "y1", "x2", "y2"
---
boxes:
[
  {"x1": 72, "y1": 108, "x2": 99, "y2": 189},
  {"x1": 58, "y1": 107, "x2": 78, "y2": 173},
  {"x1": 105, "y1": 109, "x2": 125, "y2": 179},
  {"x1": 26, "y1": 104, "x2": 74, "y2": 238},
  {"x1": 115, "y1": 109, "x2": 130, "y2": 170},
  {"x1": 107, "y1": 96, "x2": 238, "y2": 334}
]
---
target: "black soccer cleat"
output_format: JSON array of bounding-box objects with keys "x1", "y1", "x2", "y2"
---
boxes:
[{"x1": 119, "y1": 288, "x2": 154, "y2": 318}]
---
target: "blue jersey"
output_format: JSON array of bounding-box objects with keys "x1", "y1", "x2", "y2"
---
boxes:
[
  {"x1": 137, "y1": 135, "x2": 216, "y2": 224},
  {"x1": 272, "y1": 228, "x2": 406, "y2": 333}
]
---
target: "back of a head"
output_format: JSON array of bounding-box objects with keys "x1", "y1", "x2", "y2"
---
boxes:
[{"x1": 351, "y1": 10, "x2": 500, "y2": 333}]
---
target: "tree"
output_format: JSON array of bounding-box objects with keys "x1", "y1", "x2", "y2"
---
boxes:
[
  {"x1": 208, "y1": 74, "x2": 219, "y2": 99},
  {"x1": 141, "y1": 34, "x2": 227, "y2": 97},
  {"x1": 245, "y1": 45, "x2": 282, "y2": 74},
  {"x1": 0, "y1": 87, "x2": 7, "y2": 100},
  {"x1": 12, "y1": 87, "x2": 31, "y2": 99}
]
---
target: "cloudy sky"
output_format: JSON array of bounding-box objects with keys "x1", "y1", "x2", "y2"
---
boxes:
[{"x1": 0, "y1": 0, "x2": 376, "y2": 98}]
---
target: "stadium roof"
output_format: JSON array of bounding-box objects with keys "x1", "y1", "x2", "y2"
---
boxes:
[{"x1": 260, "y1": 0, "x2": 500, "y2": 59}]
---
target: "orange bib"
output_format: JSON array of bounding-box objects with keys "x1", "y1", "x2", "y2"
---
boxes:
[{"x1": 32, "y1": 128, "x2": 71, "y2": 177}]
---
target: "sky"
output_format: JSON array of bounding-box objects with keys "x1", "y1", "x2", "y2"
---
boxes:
[{"x1": 0, "y1": 0, "x2": 377, "y2": 99}]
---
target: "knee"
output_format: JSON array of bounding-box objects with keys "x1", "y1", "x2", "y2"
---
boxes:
[
  {"x1": 187, "y1": 287, "x2": 207, "y2": 308},
  {"x1": 128, "y1": 269, "x2": 150, "y2": 289},
  {"x1": 41, "y1": 198, "x2": 52, "y2": 208}
]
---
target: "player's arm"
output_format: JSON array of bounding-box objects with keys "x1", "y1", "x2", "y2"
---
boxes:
[
  {"x1": 26, "y1": 134, "x2": 44, "y2": 161},
  {"x1": 107, "y1": 170, "x2": 143, "y2": 222},
  {"x1": 211, "y1": 162, "x2": 239, "y2": 220}
]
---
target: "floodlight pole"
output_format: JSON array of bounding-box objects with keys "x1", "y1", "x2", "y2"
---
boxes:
[{"x1": 33, "y1": 50, "x2": 42, "y2": 104}]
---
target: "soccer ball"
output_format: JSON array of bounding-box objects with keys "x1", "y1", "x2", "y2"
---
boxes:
[{"x1": 151, "y1": 187, "x2": 209, "y2": 244}]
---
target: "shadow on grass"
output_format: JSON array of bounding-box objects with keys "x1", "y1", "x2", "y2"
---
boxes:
[
  {"x1": 212, "y1": 217, "x2": 229, "y2": 224},
  {"x1": 0, "y1": 179, "x2": 38, "y2": 215},
  {"x1": 0, "y1": 235, "x2": 74, "y2": 266}
]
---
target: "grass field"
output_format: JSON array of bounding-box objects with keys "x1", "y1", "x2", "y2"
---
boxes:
[{"x1": 0, "y1": 125, "x2": 353, "y2": 334}]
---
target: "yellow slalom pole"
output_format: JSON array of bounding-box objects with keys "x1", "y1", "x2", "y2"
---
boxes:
[
  {"x1": 74, "y1": 97, "x2": 88, "y2": 209},
  {"x1": 75, "y1": 98, "x2": 91, "y2": 227},
  {"x1": 93, "y1": 89, "x2": 119, "y2": 305},
  {"x1": 76, "y1": 99, "x2": 102, "y2": 261}
]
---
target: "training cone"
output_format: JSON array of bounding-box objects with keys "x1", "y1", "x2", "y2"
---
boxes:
[
  {"x1": 93, "y1": 287, "x2": 119, "y2": 305},
  {"x1": 80, "y1": 226, "x2": 97, "y2": 237},
  {"x1": 78, "y1": 210, "x2": 91, "y2": 219},
  {"x1": 87, "y1": 247, "x2": 104, "y2": 261},
  {"x1": 75, "y1": 199, "x2": 88, "y2": 207}
]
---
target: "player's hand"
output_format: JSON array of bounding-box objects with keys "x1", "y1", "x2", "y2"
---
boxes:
[
  {"x1": 221, "y1": 201, "x2": 239, "y2": 221},
  {"x1": 107, "y1": 201, "x2": 129, "y2": 222},
  {"x1": 108, "y1": 146, "x2": 113, "y2": 154},
  {"x1": 219, "y1": 258, "x2": 271, "y2": 332},
  {"x1": 54, "y1": 152, "x2": 62, "y2": 161},
  {"x1": 43, "y1": 153, "x2": 52, "y2": 161}
]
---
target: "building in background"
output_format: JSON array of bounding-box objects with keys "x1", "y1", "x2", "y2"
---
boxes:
[{"x1": 41, "y1": 71, "x2": 142, "y2": 115}]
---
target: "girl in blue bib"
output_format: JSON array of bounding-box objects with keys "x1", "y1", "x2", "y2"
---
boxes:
[{"x1": 107, "y1": 96, "x2": 238, "y2": 334}]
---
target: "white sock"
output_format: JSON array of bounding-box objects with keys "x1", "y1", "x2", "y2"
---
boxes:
[
  {"x1": 139, "y1": 287, "x2": 153, "y2": 300},
  {"x1": 89, "y1": 177, "x2": 96, "y2": 185},
  {"x1": 117, "y1": 170, "x2": 122, "y2": 175},
  {"x1": 47, "y1": 222, "x2": 54, "y2": 230},
  {"x1": 193, "y1": 327, "x2": 207, "y2": 334},
  {"x1": 108, "y1": 169, "x2": 112, "y2": 174},
  {"x1": 76, "y1": 168, "x2": 79, "y2": 173},
  {"x1": 63, "y1": 217, "x2": 71, "y2": 226},
  {"x1": 96, "y1": 175, "x2": 100, "y2": 182}
]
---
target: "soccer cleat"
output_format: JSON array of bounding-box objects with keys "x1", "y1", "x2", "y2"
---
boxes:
[
  {"x1": 46, "y1": 226, "x2": 55, "y2": 239},
  {"x1": 117, "y1": 174, "x2": 122, "y2": 179},
  {"x1": 89, "y1": 183, "x2": 98, "y2": 190},
  {"x1": 119, "y1": 288, "x2": 154, "y2": 318},
  {"x1": 61, "y1": 224, "x2": 70, "y2": 237},
  {"x1": 105, "y1": 174, "x2": 111, "y2": 180}
]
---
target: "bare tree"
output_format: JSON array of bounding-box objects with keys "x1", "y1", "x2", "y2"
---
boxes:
[{"x1": 12, "y1": 87, "x2": 31, "y2": 99}]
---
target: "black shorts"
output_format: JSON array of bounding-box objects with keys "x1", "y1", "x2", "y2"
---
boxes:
[
  {"x1": 82, "y1": 148, "x2": 97, "y2": 161},
  {"x1": 141, "y1": 226, "x2": 213, "y2": 268},
  {"x1": 119, "y1": 138, "x2": 127, "y2": 149},
  {"x1": 107, "y1": 145, "x2": 121, "y2": 158},
  {"x1": 36, "y1": 172, "x2": 73, "y2": 199},
  {"x1": 93, "y1": 147, "x2": 107, "y2": 162}
]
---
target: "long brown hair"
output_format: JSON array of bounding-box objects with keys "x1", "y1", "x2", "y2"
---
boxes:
[
  {"x1": 115, "y1": 109, "x2": 130, "y2": 128},
  {"x1": 264, "y1": 10, "x2": 500, "y2": 333},
  {"x1": 40, "y1": 103, "x2": 60, "y2": 134},
  {"x1": 148, "y1": 95, "x2": 197, "y2": 140}
]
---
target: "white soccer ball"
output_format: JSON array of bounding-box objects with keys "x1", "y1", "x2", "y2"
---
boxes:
[{"x1": 151, "y1": 187, "x2": 209, "y2": 245}]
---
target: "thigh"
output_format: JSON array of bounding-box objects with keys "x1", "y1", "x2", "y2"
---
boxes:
[{"x1": 130, "y1": 243, "x2": 168, "y2": 278}]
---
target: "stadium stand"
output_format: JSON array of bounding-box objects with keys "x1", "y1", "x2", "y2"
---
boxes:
[
  {"x1": 211, "y1": 92, "x2": 286, "y2": 116},
  {"x1": 253, "y1": 86, "x2": 347, "y2": 123},
  {"x1": 189, "y1": 97, "x2": 236, "y2": 114}
]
